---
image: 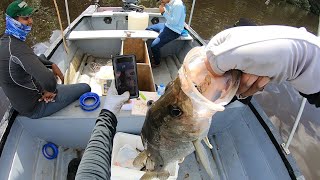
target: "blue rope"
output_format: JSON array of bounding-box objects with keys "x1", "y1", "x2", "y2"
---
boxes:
[
  {"x1": 79, "y1": 92, "x2": 100, "y2": 111},
  {"x1": 42, "y1": 142, "x2": 59, "y2": 160}
]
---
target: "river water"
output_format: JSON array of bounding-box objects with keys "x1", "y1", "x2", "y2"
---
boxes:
[{"x1": 0, "y1": 0, "x2": 319, "y2": 179}]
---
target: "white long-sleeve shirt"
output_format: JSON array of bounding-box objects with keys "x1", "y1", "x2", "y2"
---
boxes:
[{"x1": 205, "y1": 25, "x2": 320, "y2": 95}]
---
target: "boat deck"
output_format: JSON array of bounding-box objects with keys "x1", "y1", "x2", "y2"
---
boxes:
[{"x1": 0, "y1": 54, "x2": 295, "y2": 180}]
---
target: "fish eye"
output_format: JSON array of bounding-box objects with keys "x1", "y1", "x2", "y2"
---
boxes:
[
  {"x1": 168, "y1": 105, "x2": 183, "y2": 117},
  {"x1": 147, "y1": 100, "x2": 154, "y2": 107}
]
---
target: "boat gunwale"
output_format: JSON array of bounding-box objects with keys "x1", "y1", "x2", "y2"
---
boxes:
[
  {"x1": 0, "y1": 108, "x2": 18, "y2": 156},
  {"x1": 249, "y1": 99, "x2": 304, "y2": 180}
]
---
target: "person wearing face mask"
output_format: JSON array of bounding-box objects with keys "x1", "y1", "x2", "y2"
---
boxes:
[
  {"x1": 0, "y1": 0, "x2": 91, "y2": 119},
  {"x1": 146, "y1": 0, "x2": 186, "y2": 67}
]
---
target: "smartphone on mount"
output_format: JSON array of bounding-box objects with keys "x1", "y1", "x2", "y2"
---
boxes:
[{"x1": 112, "y1": 54, "x2": 139, "y2": 99}]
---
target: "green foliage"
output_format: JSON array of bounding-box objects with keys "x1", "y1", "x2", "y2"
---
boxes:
[
  {"x1": 286, "y1": 0, "x2": 311, "y2": 11},
  {"x1": 308, "y1": 0, "x2": 320, "y2": 15},
  {"x1": 0, "y1": 10, "x2": 4, "y2": 34}
]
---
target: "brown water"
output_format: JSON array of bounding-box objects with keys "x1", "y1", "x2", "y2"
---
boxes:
[{"x1": 0, "y1": 0, "x2": 319, "y2": 179}]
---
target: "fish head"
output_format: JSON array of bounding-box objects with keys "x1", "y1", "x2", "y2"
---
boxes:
[
  {"x1": 142, "y1": 46, "x2": 241, "y2": 145},
  {"x1": 143, "y1": 76, "x2": 196, "y2": 142},
  {"x1": 137, "y1": 77, "x2": 198, "y2": 173}
]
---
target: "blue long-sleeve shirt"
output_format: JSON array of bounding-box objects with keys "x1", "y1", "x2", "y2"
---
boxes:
[{"x1": 163, "y1": 0, "x2": 186, "y2": 34}]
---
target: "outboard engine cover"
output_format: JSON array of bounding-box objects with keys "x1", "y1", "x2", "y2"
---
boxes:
[
  {"x1": 122, "y1": 0, "x2": 144, "y2": 12},
  {"x1": 122, "y1": 0, "x2": 140, "y2": 5}
]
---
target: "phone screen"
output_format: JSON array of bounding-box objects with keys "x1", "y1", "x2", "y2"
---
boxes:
[{"x1": 113, "y1": 55, "x2": 139, "y2": 98}]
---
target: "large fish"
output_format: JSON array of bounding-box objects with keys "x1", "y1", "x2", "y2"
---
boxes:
[{"x1": 134, "y1": 47, "x2": 241, "y2": 180}]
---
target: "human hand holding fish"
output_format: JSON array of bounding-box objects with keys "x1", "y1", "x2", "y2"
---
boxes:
[
  {"x1": 204, "y1": 26, "x2": 320, "y2": 98},
  {"x1": 205, "y1": 47, "x2": 270, "y2": 98}
]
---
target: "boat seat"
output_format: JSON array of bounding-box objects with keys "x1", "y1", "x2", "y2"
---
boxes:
[
  {"x1": 67, "y1": 30, "x2": 193, "y2": 41},
  {"x1": 15, "y1": 96, "x2": 146, "y2": 148}
]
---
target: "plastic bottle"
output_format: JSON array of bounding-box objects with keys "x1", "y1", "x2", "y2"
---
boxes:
[
  {"x1": 128, "y1": 12, "x2": 149, "y2": 30},
  {"x1": 157, "y1": 83, "x2": 165, "y2": 96}
]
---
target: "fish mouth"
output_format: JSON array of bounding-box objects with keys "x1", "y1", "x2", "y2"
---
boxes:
[
  {"x1": 212, "y1": 70, "x2": 241, "y2": 104},
  {"x1": 178, "y1": 65, "x2": 240, "y2": 111},
  {"x1": 178, "y1": 46, "x2": 241, "y2": 111}
]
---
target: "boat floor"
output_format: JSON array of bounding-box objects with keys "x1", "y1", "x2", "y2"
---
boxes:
[{"x1": 0, "y1": 55, "x2": 292, "y2": 180}]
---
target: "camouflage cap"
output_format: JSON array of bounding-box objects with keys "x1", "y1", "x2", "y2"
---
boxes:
[{"x1": 6, "y1": 0, "x2": 36, "y2": 18}]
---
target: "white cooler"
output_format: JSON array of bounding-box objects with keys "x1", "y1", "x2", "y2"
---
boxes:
[{"x1": 111, "y1": 132, "x2": 179, "y2": 180}]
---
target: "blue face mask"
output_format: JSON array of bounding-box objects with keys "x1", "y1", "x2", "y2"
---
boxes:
[{"x1": 5, "y1": 14, "x2": 32, "y2": 41}]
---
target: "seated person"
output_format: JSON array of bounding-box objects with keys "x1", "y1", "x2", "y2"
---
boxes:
[
  {"x1": 146, "y1": 0, "x2": 186, "y2": 67},
  {"x1": 0, "y1": 1, "x2": 91, "y2": 119}
]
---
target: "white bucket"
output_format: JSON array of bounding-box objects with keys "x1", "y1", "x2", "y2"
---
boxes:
[
  {"x1": 111, "y1": 132, "x2": 179, "y2": 180},
  {"x1": 128, "y1": 12, "x2": 149, "y2": 30}
]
